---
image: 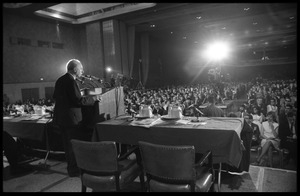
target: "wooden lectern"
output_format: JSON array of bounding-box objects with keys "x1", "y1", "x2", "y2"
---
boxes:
[{"x1": 77, "y1": 79, "x2": 125, "y2": 129}]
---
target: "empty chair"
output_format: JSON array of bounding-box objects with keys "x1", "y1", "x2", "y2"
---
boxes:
[
  {"x1": 71, "y1": 139, "x2": 145, "y2": 192},
  {"x1": 138, "y1": 141, "x2": 215, "y2": 192}
]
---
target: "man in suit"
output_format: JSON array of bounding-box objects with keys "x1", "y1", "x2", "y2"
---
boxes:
[
  {"x1": 235, "y1": 104, "x2": 246, "y2": 118},
  {"x1": 278, "y1": 111, "x2": 297, "y2": 164},
  {"x1": 53, "y1": 59, "x2": 101, "y2": 177},
  {"x1": 202, "y1": 95, "x2": 224, "y2": 117},
  {"x1": 244, "y1": 114, "x2": 261, "y2": 147}
]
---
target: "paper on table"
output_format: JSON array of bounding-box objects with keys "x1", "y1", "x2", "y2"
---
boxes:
[
  {"x1": 130, "y1": 118, "x2": 162, "y2": 128},
  {"x1": 3, "y1": 116, "x2": 14, "y2": 120},
  {"x1": 176, "y1": 119, "x2": 190, "y2": 125}
]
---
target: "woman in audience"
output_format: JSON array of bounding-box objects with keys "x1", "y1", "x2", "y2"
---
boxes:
[
  {"x1": 267, "y1": 98, "x2": 279, "y2": 122},
  {"x1": 253, "y1": 111, "x2": 279, "y2": 167},
  {"x1": 251, "y1": 106, "x2": 263, "y2": 133}
]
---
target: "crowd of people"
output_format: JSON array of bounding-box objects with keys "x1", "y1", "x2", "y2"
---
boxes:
[
  {"x1": 243, "y1": 78, "x2": 297, "y2": 167},
  {"x1": 123, "y1": 77, "x2": 297, "y2": 167},
  {"x1": 3, "y1": 97, "x2": 55, "y2": 116},
  {"x1": 3, "y1": 73, "x2": 297, "y2": 174},
  {"x1": 123, "y1": 81, "x2": 249, "y2": 117}
]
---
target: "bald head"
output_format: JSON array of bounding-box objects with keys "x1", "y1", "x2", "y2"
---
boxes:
[{"x1": 66, "y1": 59, "x2": 83, "y2": 78}]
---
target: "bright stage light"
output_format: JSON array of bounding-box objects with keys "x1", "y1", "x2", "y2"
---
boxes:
[
  {"x1": 106, "y1": 67, "x2": 112, "y2": 72},
  {"x1": 203, "y1": 41, "x2": 230, "y2": 61}
]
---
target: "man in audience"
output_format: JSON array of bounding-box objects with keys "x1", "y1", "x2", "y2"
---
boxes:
[
  {"x1": 201, "y1": 95, "x2": 224, "y2": 117},
  {"x1": 254, "y1": 97, "x2": 267, "y2": 117},
  {"x1": 278, "y1": 111, "x2": 297, "y2": 165},
  {"x1": 235, "y1": 104, "x2": 246, "y2": 118},
  {"x1": 244, "y1": 114, "x2": 261, "y2": 147}
]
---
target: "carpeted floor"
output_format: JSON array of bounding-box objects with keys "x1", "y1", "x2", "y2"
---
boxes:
[
  {"x1": 220, "y1": 165, "x2": 297, "y2": 192},
  {"x1": 3, "y1": 150, "x2": 297, "y2": 192}
]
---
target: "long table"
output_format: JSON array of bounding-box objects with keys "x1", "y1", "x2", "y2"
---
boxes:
[{"x1": 92, "y1": 115, "x2": 250, "y2": 191}]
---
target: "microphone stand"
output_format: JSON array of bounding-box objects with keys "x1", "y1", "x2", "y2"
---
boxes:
[
  {"x1": 191, "y1": 106, "x2": 203, "y2": 122},
  {"x1": 87, "y1": 75, "x2": 102, "y2": 88}
]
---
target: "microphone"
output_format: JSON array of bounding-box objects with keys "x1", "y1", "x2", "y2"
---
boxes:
[
  {"x1": 86, "y1": 75, "x2": 101, "y2": 81},
  {"x1": 81, "y1": 75, "x2": 92, "y2": 80},
  {"x1": 76, "y1": 77, "x2": 84, "y2": 84}
]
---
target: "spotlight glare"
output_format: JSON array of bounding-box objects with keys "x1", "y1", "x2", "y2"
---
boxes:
[
  {"x1": 106, "y1": 67, "x2": 112, "y2": 72},
  {"x1": 203, "y1": 41, "x2": 230, "y2": 61}
]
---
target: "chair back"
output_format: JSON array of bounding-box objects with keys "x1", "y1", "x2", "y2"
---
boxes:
[
  {"x1": 139, "y1": 141, "x2": 196, "y2": 181},
  {"x1": 71, "y1": 139, "x2": 118, "y2": 173}
]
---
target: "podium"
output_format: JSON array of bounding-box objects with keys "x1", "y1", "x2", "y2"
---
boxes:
[
  {"x1": 77, "y1": 77, "x2": 125, "y2": 128},
  {"x1": 98, "y1": 86, "x2": 125, "y2": 120}
]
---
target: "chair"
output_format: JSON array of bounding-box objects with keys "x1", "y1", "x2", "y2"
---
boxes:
[
  {"x1": 138, "y1": 141, "x2": 215, "y2": 192},
  {"x1": 71, "y1": 139, "x2": 145, "y2": 192},
  {"x1": 255, "y1": 145, "x2": 289, "y2": 168}
]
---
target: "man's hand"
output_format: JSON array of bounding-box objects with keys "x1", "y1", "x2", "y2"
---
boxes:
[{"x1": 95, "y1": 95, "x2": 102, "y2": 102}]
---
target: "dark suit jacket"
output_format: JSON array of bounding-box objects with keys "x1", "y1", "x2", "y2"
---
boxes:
[
  {"x1": 248, "y1": 122, "x2": 261, "y2": 146},
  {"x1": 278, "y1": 114, "x2": 297, "y2": 148},
  {"x1": 202, "y1": 104, "x2": 224, "y2": 117},
  {"x1": 53, "y1": 73, "x2": 96, "y2": 126}
]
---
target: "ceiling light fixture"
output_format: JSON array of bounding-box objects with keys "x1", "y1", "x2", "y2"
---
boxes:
[
  {"x1": 289, "y1": 16, "x2": 294, "y2": 19},
  {"x1": 244, "y1": 8, "x2": 250, "y2": 11},
  {"x1": 253, "y1": 22, "x2": 257, "y2": 25},
  {"x1": 35, "y1": 3, "x2": 156, "y2": 24},
  {"x1": 150, "y1": 24, "x2": 155, "y2": 28},
  {"x1": 196, "y1": 16, "x2": 202, "y2": 19}
]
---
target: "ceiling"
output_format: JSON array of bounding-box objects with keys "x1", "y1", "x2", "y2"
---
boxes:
[{"x1": 3, "y1": 3, "x2": 297, "y2": 66}]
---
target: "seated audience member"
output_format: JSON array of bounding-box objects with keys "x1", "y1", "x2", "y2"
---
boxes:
[
  {"x1": 227, "y1": 112, "x2": 238, "y2": 117},
  {"x1": 182, "y1": 98, "x2": 195, "y2": 116},
  {"x1": 235, "y1": 104, "x2": 246, "y2": 118},
  {"x1": 152, "y1": 101, "x2": 165, "y2": 116},
  {"x1": 252, "y1": 111, "x2": 279, "y2": 167},
  {"x1": 279, "y1": 103, "x2": 294, "y2": 124},
  {"x1": 243, "y1": 102, "x2": 252, "y2": 114},
  {"x1": 254, "y1": 97, "x2": 267, "y2": 117},
  {"x1": 2, "y1": 131, "x2": 32, "y2": 175},
  {"x1": 244, "y1": 114, "x2": 261, "y2": 147},
  {"x1": 201, "y1": 95, "x2": 224, "y2": 117},
  {"x1": 251, "y1": 106, "x2": 263, "y2": 133},
  {"x1": 267, "y1": 98, "x2": 279, "y2": 122},
  {"x1": 278, "y1": 111, "x2": 297, "y2": 164}
]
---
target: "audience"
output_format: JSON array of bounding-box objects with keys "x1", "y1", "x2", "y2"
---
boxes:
[
  {"x1": 244, "y1": 114, "x2": 261, "y2": 147},
  {"x1": 250, "y1": 106, "x2": 263, "y2": 133},
  {"x1": 278, "y1": 111, "x2": 297, "y2": 165},
  {"x1": 4, "y1": 75, "x2": 297, "y2": 170},
  {"x1": 202, "y1": 95, "x2": 225, "y2": 117},
  {"x1": 253, "y1": 111, "x2": 279, "y2": 167},
  {"x1": 267, "y1": 98, "x2": 279, "y2": 123}
]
